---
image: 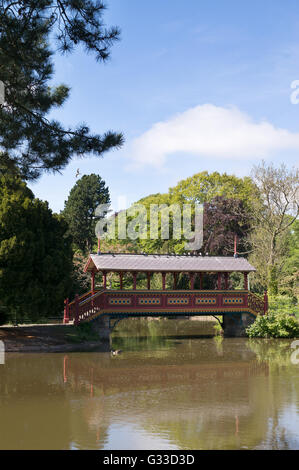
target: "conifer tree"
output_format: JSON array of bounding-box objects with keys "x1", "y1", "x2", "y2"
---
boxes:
[
  {"x1": 0, "y1": 175, "x2": 73, "y2": 324},
  {"x1": 63, "y1": 173, "x2": 110, "y2": 253},
  {"x1": 0, "y1": 1, "x2": 123, "y2": 180}
]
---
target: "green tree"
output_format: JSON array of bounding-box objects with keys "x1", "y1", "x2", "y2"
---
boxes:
[
  {"x1": 106, "y1": 172, "x2": 255, "y2": 255},
  {"x1": 249, "y1": 162, "x2": 299, "y2": 295},
  {"x1": 63, "y1": 174, "x2": 110, "y2": 253},
  {"x1": 0, "y1": 1, "x2": 123, "y2": 180},
  {"x1": 168, "y1": 171, "x2": 258, "y2": 208},
  {"x1": 0, "y1": 176, "x2": 73, "y2": 324},
  {"x1": 280, "y1": 220, "x2": 299, "y2": 300}
]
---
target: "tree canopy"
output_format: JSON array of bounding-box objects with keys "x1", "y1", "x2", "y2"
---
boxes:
[
  {"x1": 0, "y1": 0, "x2": 123, "y2": 180},
  {"x1": 0, "y1": 175, "x2": 73, "y2": 324},
  {"x1": 63, "y1": 173, "x2": 110, "y2": 253},
  {"x1": 249, "y1": 162, "x2": 299, "y2": 295},
  {"x1": 168, "y1": 171, "x2": 258, "y2": 208}
]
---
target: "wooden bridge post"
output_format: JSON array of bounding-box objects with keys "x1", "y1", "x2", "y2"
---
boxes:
[
  {"x1": 103, "y1": 271, "x2": 107, "y2": 289},
  {"x1": 74, "y1": 294, "x2": 79, "y2": 325},
  {"x1": 217, "y1": 272, "x2": 222, "y2": 290},
  {"x1": 147, "y1": 272, "x2": 151, "y2": 290},
  {"x1": 132, "y1": 272, "x2": 137, "y2": 290},
  {"x1": 63, "y1": 298, "x2": 69, "y2": 324},
  {"x1": 200, "y1": 273, "x2": 203, "y2": 290},
  {"x1": 224, "y1": 273, "x2": 229, "y2": 290},
  {"x1": 91, "y1": 271, "x2": 95, "y2": 296},
  {"x1": 173, "y1": 272, "x2": 177, "y2": 289},
  {"x1": 189, "y1": 273, "x2": 195, "y2": 290}
]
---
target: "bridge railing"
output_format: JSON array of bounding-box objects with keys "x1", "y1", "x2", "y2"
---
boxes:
[
  {"x1": 247, "y1": 291, "x2": 267, "y2": 316},
  {"x1": 64, "y1": 289, "x2": 268, "y2": 324},
  {"x1": 64, "y1": 290, "x2": 104, "y2": 324}
]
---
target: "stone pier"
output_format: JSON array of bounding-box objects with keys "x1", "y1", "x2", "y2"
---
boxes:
[
  {"x1": 222, "y1": 313, "x2": 255, "y2": 337},
  {"x1": 90, "y1": 315, "x2": 111, "y2": 342}
]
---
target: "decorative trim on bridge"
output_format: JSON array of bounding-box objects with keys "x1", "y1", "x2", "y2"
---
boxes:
[
  {"x1": 99, "y1": 307, "x2": 258, "y2": 316},
  {"x1": 139, "y1": 297, "x2": 161, "y2": 305},
  {"x1": 168, "y1": 297, "x2": 189, "y2": 305},
  {"x1": 195, "y1": 297, "x2": 217, "y2": 305},
  {"x1": 109, "y1": 298, "x2": 132, "y2": 305},
  {"x1": 65, "y1": 289, "x2": 266, "y2": 325},
  {"x1": 224, "y1": 297, "x2": 244, "y2": 304}
]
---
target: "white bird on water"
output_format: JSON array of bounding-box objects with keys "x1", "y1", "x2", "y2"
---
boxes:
[{"x1": 111, "y1": 349, "x2": 122, "y2": 356}]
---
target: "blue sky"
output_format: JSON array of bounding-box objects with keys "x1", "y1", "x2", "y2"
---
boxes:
[{"x1": 29, "y1": 0, "x2": 299, "y2": 213}]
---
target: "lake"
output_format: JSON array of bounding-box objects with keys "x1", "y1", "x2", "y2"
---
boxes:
[{"x1": 0, "y1": 318, "x2": 298, "y2": 450}]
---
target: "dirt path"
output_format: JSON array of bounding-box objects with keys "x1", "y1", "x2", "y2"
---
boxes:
[{"x1": 0, "y1": 324, "x2": 107, "y2": 352}]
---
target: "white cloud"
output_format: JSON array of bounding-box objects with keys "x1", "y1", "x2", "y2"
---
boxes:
[{"x1": 128, "y1": 104, "x2": 299, "y2": 168}]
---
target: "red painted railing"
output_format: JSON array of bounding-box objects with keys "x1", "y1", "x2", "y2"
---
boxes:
[
  {"x1": 247, "y1": 291, "x2": 267, "y2": 316},
  {"x1": 64, "y1": 289, "x2": 268, "y2": 325}
]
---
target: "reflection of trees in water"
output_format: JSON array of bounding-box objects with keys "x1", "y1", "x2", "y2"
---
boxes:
[
  {"x1": 0, "y1": 354, "x2": 71, "y2": 449},
  {"x1": 65, "y1": 344, "x2": 270, "y2": 450},
  {"x1": 0, "y1": 354, "x2": 110, "y2": 450},
  {"x1": 111, "y1": 318, "x2": 217, "y2": 352},
  {"x1": 247, "y1": 339, "x2": 295, "y2": 368},
  {"x1": 248, "y1": 339, "x2": 299, "y2": 450}
]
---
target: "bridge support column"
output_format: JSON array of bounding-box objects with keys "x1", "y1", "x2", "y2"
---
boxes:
[
  {"x1": 222, "y1": 313, "x2": 255, "y2": 337},
  {"x1": 90, "y1": 315, "x2": 111, "y2": 342},
  {"x1": 173, "y1": 273, "x2": 177, "y2": 289},
  {"x1": 200, "y1": 273, "x2": 203, "y2": 290},
  {"x1": 217, "y1": 272, "x2": 222, "y2": 290},
  {"x1": 132, "y1": 272, "x2": 137, "y2": 290},
  {"x1": 91, "y1": 271, "x2": 95, "y2": 295},
  {"x1": 224, "y1": 273, "x2": 229, "y2": 290},
  {"x1": 103, "y1": 271, "x2": 107, "y2": 289},
  {"x1": 189, "y1": 273, "x2": 195, "y2": 290}
]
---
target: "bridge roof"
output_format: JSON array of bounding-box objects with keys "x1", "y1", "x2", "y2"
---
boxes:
[{"x1": 84, "y1": 253, "x2": 256, "y2": 273}]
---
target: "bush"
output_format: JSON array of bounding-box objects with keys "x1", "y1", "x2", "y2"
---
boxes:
[
  {"x1": 246, "y1": 313, "x2": 299, "y2": 338},
  {"x1": 268, "y1": 295, "x2": 299, "y2": 318}
]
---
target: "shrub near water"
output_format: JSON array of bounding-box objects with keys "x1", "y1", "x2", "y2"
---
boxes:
[{"x1": 246, "y1": 313, "x2": 299, "y2": 338}]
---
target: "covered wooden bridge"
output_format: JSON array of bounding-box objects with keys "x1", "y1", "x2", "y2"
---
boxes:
[{"x1": 64, "y1": 252, "x2": 268, "y2": 337}]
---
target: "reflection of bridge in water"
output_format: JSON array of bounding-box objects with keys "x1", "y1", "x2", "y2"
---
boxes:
[
  {"x1": 63, "y1": 352, "x2": 271, "y2": 450},
  {"x1": 64, "y1": 356, "x2": 269, "y2": 395},
  {"x1": 2, "y1": 348, "x2": 292, "y2": 450}
]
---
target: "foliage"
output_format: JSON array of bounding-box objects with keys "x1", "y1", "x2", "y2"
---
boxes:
[
  {"x1": 246, "y1": 313, "x2": 299, "y2": 338},
  {"x1": 70, "y1": 250, "x2": 92, "y2": 297},
  {"x1": 0, "y1": 175, "x2": 73, "y2": 324},
  {"x1": 268, "y1": 295, "x2": 299, "y2": 318},
  {"x1": 107, "y1": 195, "x2": 252, "y2": 259},
  {"x1": 63, "y1": 174, "x2": 110, "y2": 253},
  {"x1": 202, "y1": 196, "x2": 251, "y2": 256},
  {"x1": 280, "y1": 220, "x2": 299, "y2": 299},
  {"x1": 249, "y1": 162, "x2": 299, "y2": 295},
  {"x1": 0, "y1": 1, "x2": 123, "y2": 180},
  {"x1": 213, "y1": 322, "x2": 223, "y2": 336},
  {"x1": 168, "y1": 171, "x2": 259, "y2": 209}
]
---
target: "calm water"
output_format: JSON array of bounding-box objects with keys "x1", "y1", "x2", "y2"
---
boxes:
[{"x1": 0, "y1": 319, "x2": 299, "y2": 450}]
